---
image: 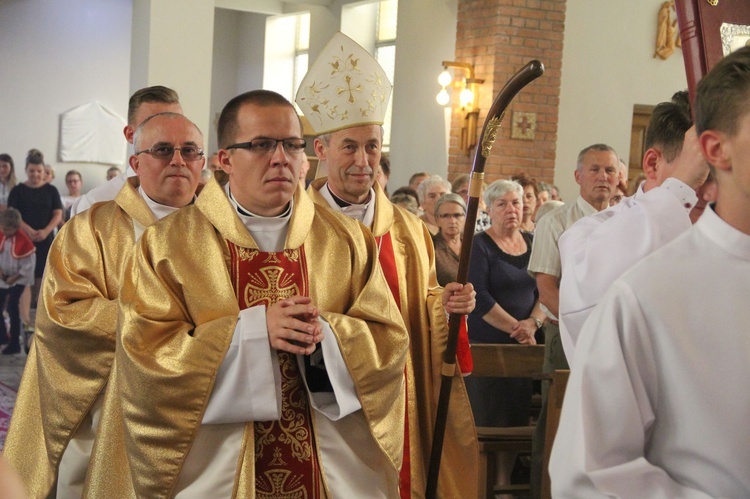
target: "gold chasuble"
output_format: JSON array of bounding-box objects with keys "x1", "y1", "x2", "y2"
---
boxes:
[
  {"x1": 308, "y1": 178, "x2": 479, "y2": 499},
  {"x1": 4, "y1": 178, "x2": 155, "y2": 499},
  {"x1": 227, "y1": 244, "x2": 321, "y2": 497},
  {"x1": 85, "y1": 178, "x2": 408, "y2": 499}
]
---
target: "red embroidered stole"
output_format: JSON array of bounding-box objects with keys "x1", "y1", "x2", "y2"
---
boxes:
[
  {"x1": 376, "y1": 232, "x2": 411, "y2": 499},
  {"x1": 227, "y1": 243, "x2": 321, "y2": 498}
]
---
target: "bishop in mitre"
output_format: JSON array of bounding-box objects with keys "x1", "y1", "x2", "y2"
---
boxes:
[{"x1": 298, "y1": 32, "x2": 479, "y2": 499}]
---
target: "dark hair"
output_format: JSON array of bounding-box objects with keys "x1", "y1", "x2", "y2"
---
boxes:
[
  {"x1": 65, "y1": 170, "x2": 82, "y2": 181},
  {"x1": 127, "y1": 86, "x2": 180, "y2": 126},
  {"x1": 217, "y1": 90, "x2": 298, "y2": 149},
  {"x1": 391, "y1": 186, "x2": 419, "y2": 207},
  {"x1": 644, "y1": 90, "x2": 693, "y2": 163},
  {"x1": 696, "y1": 46, "x2": 750, "y2": 136},
  {"x1": 576, "y1": 144, "x2": 619, "y2": 171},
  {"x1": 0, "y1": 154, "x2": 13, "y2": 169},
  {"x1": 26, "y1": 148, "x2": 44, "y2": 167},
  {"x1": 0, "y1": 153, "x2": 17, "y2": 188},
  {"x1": 379, "y1": 154, "x2": 391, "y2": 177},
  {"x1": 510, "y1": 171, "x2": 539, "y2": 196},
  {"x1": 408, "y1": 172, "x2": 429, "y2": 186},
  {"x1": 451, "y1": 173, "x2": 470, "y2": 193}
]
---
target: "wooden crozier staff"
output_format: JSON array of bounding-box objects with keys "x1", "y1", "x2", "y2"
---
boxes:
[{"x1": 425, "y1": 59, "x2": 545, "y2": 499}]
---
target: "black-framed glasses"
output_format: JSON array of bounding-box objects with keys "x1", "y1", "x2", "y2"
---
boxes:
[
  {"x1": 437, "y1": 213, "x2": 466, "y2": 219},
  {"x1": 226, "y1": 138, "x2": 307, "y2": 155},
  {"x1": 136, "y1": 145, "x2": 204, "y2": 162}
]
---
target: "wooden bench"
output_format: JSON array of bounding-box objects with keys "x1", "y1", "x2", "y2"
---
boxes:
[
  {"x1": 471, "y1": 344, "x2": 545, "y2": 498},
  {"x1": 541, "y1": 369, "x2": 570, "y2": 499}
]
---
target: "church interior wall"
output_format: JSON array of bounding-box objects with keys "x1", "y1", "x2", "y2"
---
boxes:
[
  {"x1": 0, "y1": 0, "x2": 690, "y2": 198},
  {"x1": 555, "y1": 1, "x2": 687, "y2": 200},
  {"x1": 0, "y1": 0, "x2": 132, "y2": 195}
]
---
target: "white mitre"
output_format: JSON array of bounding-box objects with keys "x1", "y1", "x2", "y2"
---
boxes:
[{"x1": 295, "y1": 32, "x2": 393, "y2": 135}]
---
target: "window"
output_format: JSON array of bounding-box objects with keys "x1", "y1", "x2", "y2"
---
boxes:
[
  {"x1": 375, "y1": 0, "x2": 397, "y2": 150},
  {"x1": 264, "y1": 12, "x2": 310, "y2": 107},
  {"x1": 342, "y1": 0, "x2": 398, "y2": 150}
]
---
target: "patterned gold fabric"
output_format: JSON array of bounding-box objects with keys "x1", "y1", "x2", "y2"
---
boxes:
[
  {"x1": 309, "y1": 179, "x2": 480, "y2": 498},
  {"x1": 226, "y1": 243, "x2": 322, "y2": 497},
  {"x1": 85, "y1": 178, "x2": 408, "y2": 498},
  {"x1": 4, "y1": 178, "x2": 154, "y2": 499},
  {"x1": 295, "y1": 32, "x2": 392, "y2": 135}
]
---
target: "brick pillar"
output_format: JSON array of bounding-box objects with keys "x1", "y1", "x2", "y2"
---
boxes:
[{"x1": 447, "y1": 0, "x2": 566, "y2": 185}]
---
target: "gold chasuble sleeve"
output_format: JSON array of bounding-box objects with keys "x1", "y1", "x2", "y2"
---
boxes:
[
  {"x1": 4, "y1": 186, "x2": 151, "y2": 499},
  {"x1": 391, "y1": 206, "x2": 479, "y2": 499},
  {"x1": 85, "y1": 179, "x2": 408, "y2": 499}
]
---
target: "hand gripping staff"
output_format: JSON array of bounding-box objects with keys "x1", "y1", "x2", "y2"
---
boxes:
[{"x1": 425, "y1": 59, "x2": 545, "y2": 499}]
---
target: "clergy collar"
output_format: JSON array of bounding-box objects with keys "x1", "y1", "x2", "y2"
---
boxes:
[
  {"x1": 227, "y1": 184, "x2": 292, "y2": 219},
  {"x1": 137, "y1": 186, "x2": 185, "y2": 221},
  {"x1": 225, "y1": 183, "x2": 291, "y2": 251},
  {"x1": 325, "y1": 183, "x2": 372, "y2": 208},
  {"x1": 322, "y1": 181, "x2": 375, "y2": 226}
]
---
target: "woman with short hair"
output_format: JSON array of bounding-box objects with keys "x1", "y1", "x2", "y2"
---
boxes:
[
  {"x1": 432, "y1": 193, "x2": 466, "y2": 286},
  {"x1": 466, "y1": 179, "x2": 545, "y2": 425},
  {"x1": 417, "y1": 175, "x2": 450, "y2": 235}
]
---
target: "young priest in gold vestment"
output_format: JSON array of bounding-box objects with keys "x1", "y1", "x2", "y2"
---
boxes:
[{"x1": 84, "y1": 90, "x2": 409, "y2": 498}]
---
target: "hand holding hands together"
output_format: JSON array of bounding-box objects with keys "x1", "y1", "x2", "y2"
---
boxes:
[{"x1": 266, "y1": 295, "x2": 324, "y2": 355}]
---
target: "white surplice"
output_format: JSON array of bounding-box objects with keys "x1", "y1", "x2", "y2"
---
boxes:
[
  {"x1": 558, "y1": 179, "x2": 697, "y2": 363},
  {"x1": 550, "y1": 205, "x2": 750, "y2": 498}
]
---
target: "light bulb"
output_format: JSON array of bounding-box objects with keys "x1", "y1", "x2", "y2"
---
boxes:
[
  {"x1": 459, "y1": 88, "x2": 474, "y2": 108},
  {"x1": 438, "y1": 70, "x2": 452, "y2": 87},
  {"x1": 436, "y1": 88, "x2": 450, "y2": 106}
]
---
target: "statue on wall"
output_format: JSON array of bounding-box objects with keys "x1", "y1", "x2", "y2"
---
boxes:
[{"x1": 655, "y1": 0, "x2": 682, "y2": 60}]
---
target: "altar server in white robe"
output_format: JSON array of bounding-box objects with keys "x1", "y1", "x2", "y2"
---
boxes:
[
  {"x1": 557, "y1": 90, "x2": 711, "y2": 363},
  {"x1": 550, "y1": 45, "x2": 750, "y2": 498}
]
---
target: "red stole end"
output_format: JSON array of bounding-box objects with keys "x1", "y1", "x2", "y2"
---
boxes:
[
  {"x1": 0, "y1": 230, "x2": 35, "y2": 259},
  {"x1": 226, "y1": 243, "x2": 321, "y2": 498},
  {"x1": 376, "y1": 232, "x2": 412, "y2": 498}
]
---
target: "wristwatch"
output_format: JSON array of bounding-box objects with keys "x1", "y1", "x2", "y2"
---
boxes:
[{"x1": 531, "y1": 317, "x2": 543, "y2": 329}]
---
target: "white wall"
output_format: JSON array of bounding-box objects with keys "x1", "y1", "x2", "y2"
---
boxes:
[
  {"x1": 209, "y1": 10, "x2": 267, "y2": 152},
  {"x1": 1, "y1": 1, "x2": 691, "y2": 199},
  {"x1": 0, "y1": 0, "x2": 132, "y2": 194},
  {"x1": 555, "y1": 1, "x2": 687, "y2": 200},
  {"x1": 388, "y1": 0, "x2": 459, "y2": 190}
]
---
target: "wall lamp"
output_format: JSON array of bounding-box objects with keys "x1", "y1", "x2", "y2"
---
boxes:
[{"x1": 436, "y1": 61, "x2": 485, "y2": 155}]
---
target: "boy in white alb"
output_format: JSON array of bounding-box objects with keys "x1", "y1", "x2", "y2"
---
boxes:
[{"x1": 550, "y1": 46, "x2": 750, "y2": 498}]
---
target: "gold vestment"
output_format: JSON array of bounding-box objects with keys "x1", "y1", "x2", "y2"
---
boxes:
[
  {"x1": 85, "y1": 178, "x2": 408, "y2": 498},
  {"x1": 4, "y1": 178, "x2": 156, "y2": 498},
  {"x1": 309, "y1": 178, "x2": 480, "y2": 499}
]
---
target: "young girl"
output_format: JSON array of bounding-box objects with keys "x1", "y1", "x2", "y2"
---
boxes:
[
  {"x1": 0, "y1": 153, "x2": 17, "y2": 211},
  {"x1": 0, "y1": 208, "x2": 36, "y2": 355}
]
